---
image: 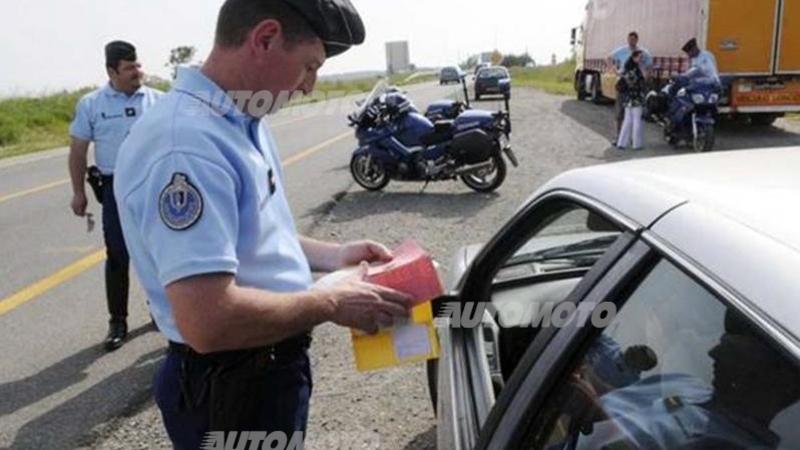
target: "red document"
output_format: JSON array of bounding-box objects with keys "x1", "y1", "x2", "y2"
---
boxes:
[{"x1": 366, "y1": 240, "x2": 444, "y2": 305}]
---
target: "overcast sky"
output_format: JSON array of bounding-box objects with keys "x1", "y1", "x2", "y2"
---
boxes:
[{"x1": 0, "y1": 0, "x2": 588, "y2": 97}]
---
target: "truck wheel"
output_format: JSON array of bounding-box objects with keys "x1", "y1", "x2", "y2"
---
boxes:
[{"x1": 590, "y1": 75, "x2": 603, "y2": 104}]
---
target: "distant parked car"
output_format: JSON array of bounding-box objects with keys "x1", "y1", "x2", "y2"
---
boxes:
[
  {"x1": 440, "y1": 66, "x2": 465, "y2": 85},
  {"x1": 474, "y1": 66, "x2": 511, "y2": 100}
]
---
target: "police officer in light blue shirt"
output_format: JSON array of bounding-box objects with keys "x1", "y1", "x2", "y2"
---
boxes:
[
  {"x1": 114, "y1": 0, "x2": 412, "y2": 447},
  {"x1": 682, "y1": 37, "x2": 721, "y2": 84},
  {"x1": 68, "y1": 40, "x2": 163, "y2": 351}
]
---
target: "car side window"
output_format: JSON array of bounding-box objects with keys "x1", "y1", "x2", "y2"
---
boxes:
[
  {"x1": 487, "y1": 201, "x2": 624, "y2": 385},
  {"x1": 522, "y1": 259, "x2": 800, "y2": 450}
]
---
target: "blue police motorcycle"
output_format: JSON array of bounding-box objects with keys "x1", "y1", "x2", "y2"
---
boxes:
[
  {"x1": 347, "y1": 80, "x2": 517, "y2": 193},
  {"x1": 646, "y1": 70, "x2": 722, "y2": 152}
]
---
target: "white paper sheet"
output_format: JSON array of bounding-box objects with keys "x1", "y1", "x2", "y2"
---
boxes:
[{"x1": 392, "y1": 323, "x2": 431, "y2": 361}]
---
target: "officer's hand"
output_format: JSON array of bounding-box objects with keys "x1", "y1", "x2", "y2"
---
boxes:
[
  {"x1": 71, "y1": 193, "x2": 88, "y2": 217},
  {"x1": 327, "y1": 262, "x2": 413, "y2": 334},
  {"x1": 335, "y1": 240, "x2": 394, "y2": 268}
]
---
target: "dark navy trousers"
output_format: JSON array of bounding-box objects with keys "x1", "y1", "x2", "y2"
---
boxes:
[
  {"x1": 154, "y1": 346, "x2": 312, "y2": 450},
  {"x1": 101, "y1": 177, "x2": 129, "y2": 320}
]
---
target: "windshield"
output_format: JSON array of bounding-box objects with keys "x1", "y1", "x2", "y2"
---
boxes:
[
  {"x1": 479, "y1": 67, "x2": 509, "y2": 79},
  {"x1": 505, "y1": 233, "x2": 619, "y2": 267},
  {"x1": 353, "y1": 79, "x2": 389, "y2": 121}
]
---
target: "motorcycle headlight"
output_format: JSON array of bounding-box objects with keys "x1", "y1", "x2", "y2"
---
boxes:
[
  {"x1": 692, "y1": 93, "x2": 705, "y2": 104},
  {"x1": 677, "y1": 88, "x2": 687, "y2": 97},
  {"x1": 709, "y1": 93, "x2": 719, "y2": 104}
]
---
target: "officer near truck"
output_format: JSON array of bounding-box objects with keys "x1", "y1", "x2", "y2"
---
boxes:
[{"x1": 681, "y1": 37, "x2": 720, "y2": 84}]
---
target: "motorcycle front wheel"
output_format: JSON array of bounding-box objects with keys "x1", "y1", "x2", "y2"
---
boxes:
[
  {"x1": 693, "y1": 123, "x2": 715, "y2": 152},
  {"x1": 350, "y1": 154, "x2": 390, "y2": 191},
  {"x1": 460, "y1": 154, "x2": 506, "y2": 193}
]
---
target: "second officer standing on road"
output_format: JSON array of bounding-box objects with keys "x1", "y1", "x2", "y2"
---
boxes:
[{"x1": 68, "y1": 41, "x2": 163, "y2": 350}]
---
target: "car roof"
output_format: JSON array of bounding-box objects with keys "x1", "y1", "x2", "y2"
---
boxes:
[{"x1": 534, "y1": 147, "x2": 800, "y2": 344}]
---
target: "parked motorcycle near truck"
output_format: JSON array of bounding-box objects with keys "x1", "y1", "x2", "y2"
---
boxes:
[
  {"x1": 646, "y1": 72, "x2": 722, "y2": 152},
  {"x1": 347, "y1": 80, "x2": 517, "y2": 193}
]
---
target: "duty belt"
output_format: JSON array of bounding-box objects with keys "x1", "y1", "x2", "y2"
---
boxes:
[{"x1": 168, "y1": 331, "x2": 312, "y2": 366}]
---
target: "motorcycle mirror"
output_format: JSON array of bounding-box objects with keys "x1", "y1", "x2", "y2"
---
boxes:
[{"x1": 461, "y1": 77, "x2": 471, "y2": 108}]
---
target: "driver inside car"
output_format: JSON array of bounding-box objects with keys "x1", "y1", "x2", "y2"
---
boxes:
[{"x1": 566, "y1": 311, "x2": 800, "y2": 450}]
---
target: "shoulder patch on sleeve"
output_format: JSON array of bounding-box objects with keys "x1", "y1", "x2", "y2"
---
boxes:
[{"x1": 159, "y1": 173, "x2": 203, "y2": 230}]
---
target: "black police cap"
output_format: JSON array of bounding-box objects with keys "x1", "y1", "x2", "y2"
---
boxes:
[
  {"x1": 105, "y1": 40, "x2": 137, "y2": 66},
  {"x1": 280, "y1": 0, "x2": 365, "y2": 57},
  {"x1": 681, "y1": 38, "x2": 698, "y2": 53}
]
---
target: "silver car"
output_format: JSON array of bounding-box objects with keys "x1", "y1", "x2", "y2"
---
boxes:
[
  {"x1": 440, "y1": 66, "x2": 465, "y2": 85},
  {"x1": 429, "y1": 147, "x2": 800, "y2": 449}
]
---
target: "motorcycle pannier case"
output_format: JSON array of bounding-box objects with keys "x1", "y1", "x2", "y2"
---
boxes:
[{"x1": 449, "y1": 128, "x2": 493, "y2": 164}]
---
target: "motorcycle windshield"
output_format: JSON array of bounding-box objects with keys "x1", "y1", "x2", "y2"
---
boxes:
[{"x1": 353, "y1": 80, "x2": 389, "y2": 122}]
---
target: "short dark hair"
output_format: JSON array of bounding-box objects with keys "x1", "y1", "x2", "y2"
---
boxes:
[
  {"x1": 214, "y1": 0, "x2": 319, "y2": 49},
  {"x1": 105, "y1": 40, "x2": 137, "y2": 70},
  {"x1": 628, "y1": 31, "x2": 639, "y2": 39}
]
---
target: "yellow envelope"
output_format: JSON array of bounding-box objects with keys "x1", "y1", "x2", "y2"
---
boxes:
[{"x1": 351, "y1": 301, "x2": 440, "y2": 372}]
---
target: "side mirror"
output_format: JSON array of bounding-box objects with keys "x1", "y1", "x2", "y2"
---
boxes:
[{"x1": 570, "y1": 27, "x2": 577, "y2": 46}]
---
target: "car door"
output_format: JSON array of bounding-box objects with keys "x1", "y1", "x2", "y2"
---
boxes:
[
  {"x1": 434, "y1": 192, "x2": 644, "y2": 449},
  {"x1": 477, "y1": 235, "x2": 800, "y2": 449}
]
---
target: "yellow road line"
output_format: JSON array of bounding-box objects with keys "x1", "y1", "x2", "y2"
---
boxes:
[
  {"x1": 0, "y1": 132, "x2": 352, "y2": 316},
  {"x1": 0, "y1": 250, "x2": 106, "y2": 316},
  {"x1": 0, "y1": 179, "x2": 70, "y2": 205}
]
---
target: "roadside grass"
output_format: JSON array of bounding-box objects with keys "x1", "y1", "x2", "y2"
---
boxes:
[
  {"x1": 788, "y1": 113, "x2": 800, "y2": 122},
  {"x1": 509, "y1": 61, "x2": 576, "y2": 96},
  {"x1": 0, "y1": 88, "x2": 93, "y2": 160},
  {"x1": 0, "y1": 73, "x2": 435, "y2": 160}
]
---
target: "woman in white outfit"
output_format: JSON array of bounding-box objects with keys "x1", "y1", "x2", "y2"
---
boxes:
[{"x1": 616, "y1": 50, "x2": 646, "y2": 150}]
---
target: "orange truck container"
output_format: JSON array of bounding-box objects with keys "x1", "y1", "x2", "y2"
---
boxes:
[{"x1": 572, "y1": 0, "x2": 800, "y2": 124}]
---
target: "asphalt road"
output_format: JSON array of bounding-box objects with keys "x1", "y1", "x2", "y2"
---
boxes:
[{"x1": 2, "y1": 81, "x2": 800, "y2": 450}]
